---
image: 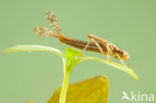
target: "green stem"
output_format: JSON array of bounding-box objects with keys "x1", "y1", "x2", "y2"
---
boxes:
[{"x1": 59, "y1": 66, "x2": 71, "y2": 103}]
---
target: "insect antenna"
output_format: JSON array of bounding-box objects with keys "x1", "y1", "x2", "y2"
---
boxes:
[{"x1": 46, "y1": 11, "x2": 62, "y2": 35}]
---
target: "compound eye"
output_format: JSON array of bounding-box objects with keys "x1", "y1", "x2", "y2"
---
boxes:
[
  {"x1": 119, "y1": 50, "x2": 124, "y2": 55},
  {"x1": 120, "y1": 51, "x2": 124, "y2": 55}
]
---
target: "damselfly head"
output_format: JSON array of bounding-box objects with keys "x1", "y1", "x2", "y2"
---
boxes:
[
  {"x1": 119, "y1": 50, "x2": 129, "y2": 60},
  {"x1": 115, "y1": 49, "x2": 129, "y2": 60}
]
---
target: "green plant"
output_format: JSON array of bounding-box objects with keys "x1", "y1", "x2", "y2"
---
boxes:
[{"x1": 4, "y1": 45, "x2": 138, "y2": 103}]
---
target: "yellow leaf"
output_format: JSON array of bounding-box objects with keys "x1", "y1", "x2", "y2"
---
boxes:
[
  {"x1": 48, "y1": 75, "x2": 109, "y2": 103},
  {"x1": 28, "y1": 101, "x2": 35, "y2": 103}
]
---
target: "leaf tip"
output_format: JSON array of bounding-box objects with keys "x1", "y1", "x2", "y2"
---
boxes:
[
  {"x1": 3, "y1": 48, "x2": 11, "y2": 53},
  {"x1": 135, "y1": 75, "x2": 139, "y2": 80},
  {"x1": 3, "y1": 46, "x2": 17, "y2": 53}
]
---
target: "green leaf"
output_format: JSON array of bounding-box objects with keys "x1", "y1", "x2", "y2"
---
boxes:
[
  {"x1": 48, "y1": 75, "x2": 109, "y2": 103},
  {"x1": 79, "y1": 56, "x2": 139, "y2": 80},
  {"x1": 4, "y1": 45, "x2": 66, "y2": 59},
  {"x1": 4, "y1": 46, "x2": 139, "y2": 80},
  {"x1": 66, "y1": 48, "x2": 83, "y2": 60},
  {"x1": 65, "y1": 48, "x2": 83, "y2": 72}
]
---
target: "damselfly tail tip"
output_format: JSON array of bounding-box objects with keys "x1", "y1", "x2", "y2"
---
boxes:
[
  {"x1": 46, "y1": 11, "x2": 57, "y2": 24},
  {"x1": 34, "y1": 27, "x2": 59, "y2": 38},
  {"x1": 33, "y1": 27, "x2": 39, "y2": 33},
  {"x1": 45, "y1": 11, "x2": 52, "y2": 15},
  {"x1": 33, "y1": 27, "x2": 49, "y2": 36},
  {"x1": 45, "y1": 11, "x2": 52, "y2": 19}
]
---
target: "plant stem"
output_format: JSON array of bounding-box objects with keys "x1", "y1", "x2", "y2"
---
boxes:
[{"x1": 59, "y1": 67, "x2": 71, "y2": 103}]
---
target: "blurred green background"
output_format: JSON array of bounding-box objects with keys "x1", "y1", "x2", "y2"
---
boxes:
[{"x1": 0, "y1": 0, "x2": 156, "y2": 103}]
